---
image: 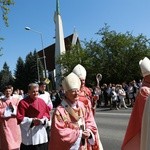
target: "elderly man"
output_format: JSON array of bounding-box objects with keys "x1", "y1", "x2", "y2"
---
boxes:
[
  {"x1": 72, "y1": 64, "x2": 103, "y2": 150},
  {"x1": 17, "y1": 83, "x2": 50, "y2": 150},
  {"x1": 122, "y1": 57, "x2": 150, "y2": 150},
  {"x1": 49, "y1": 72, "x2": 102, "y2": 150}
]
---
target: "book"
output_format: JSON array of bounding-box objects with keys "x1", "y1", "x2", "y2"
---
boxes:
[{"x1": 26, "y1": 105, "x2": 40, "y2": 118}]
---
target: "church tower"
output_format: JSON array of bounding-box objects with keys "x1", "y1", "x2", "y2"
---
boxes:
[{"x1": 54, "y1": 0, "x2": 66, "y2": 89}]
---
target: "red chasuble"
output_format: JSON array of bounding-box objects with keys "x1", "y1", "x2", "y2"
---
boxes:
[
  {"x1": 122, "y1": 86, "x2": 150, "y2": 150},
  {"x1": 49, "y1": 100, "x2": 98, "y2": 150}
]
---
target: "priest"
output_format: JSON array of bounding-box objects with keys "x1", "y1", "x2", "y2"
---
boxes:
[
  {"x1": 17, "y1": 83, "x2": 50, "y2": 150},
  {"x1": 49, "y1": 72, "x2": 102, "y2": 150},
  {"x1": 72, "y1": 64, "x2": 94, "y2": 115},
  {"x1": 72, "y1": 64, "x2": 103, "y2": 149},
  {"x1": 122, "y1": 57, "x2": 150, "y2": 150}
]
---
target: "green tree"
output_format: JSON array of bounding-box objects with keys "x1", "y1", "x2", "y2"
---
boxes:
[
  {"x1": 95, "y1": 25, "x2": 150, "y2": 83},
  {"x1": 22, "y1": 51, "x2": 38, "y2": 92},
  {"x1": 14, "y1": 57, "x2": 26, "y2": 90},
  {"x1": 0, "y1": 62, "x2": 14, "y2": 91},
  {"x1": 13, "y1": 50, "x2": 44, "y2": 92},
  {"x1": 58, "y1": 25, "x2": 150, "y2": 86},
  {"x1": 57, "y1": 45, "x2": 89, "y2": 74},
  {"x1": 0, "y1": 0, "x2": 15, "y2": 27},
  {"x1": 0, "y1": 0, "x2": 15, "y2": 56},
  {"x1": 57, "y1": 44, "x2": 96, "y2": 87}
]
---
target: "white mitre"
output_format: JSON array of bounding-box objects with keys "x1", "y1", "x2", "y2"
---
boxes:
[
  {"x1": 62, "y1": 72, "x2": 81, "y2": 91},
  {"x1": 139, "y1": 57, "x2": 150, "y2": 77},
  {"x1": 72, "y1": 64, "x2": 87, "y2": 80}
]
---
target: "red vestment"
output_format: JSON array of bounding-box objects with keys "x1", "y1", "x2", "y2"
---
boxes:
[
  {"x1": 17, "y1": 96, "x2": 50, "y2": 124},
  {"x1": 79, "y1": 89, "x2": 103, "y2": 150},
  {"x1": 17, "y1": 96, "x2": 50, "y2": 148},
  {"x1": 79, "y1": 86, "x2": 94, "y2": 112},
  {"x1": 49, "y1": 100, "x2": 99, "y2": 150},
  {"x1": 122, "y1": 85, "x2": 150, "y2": 150},
  {"x1": 0, "y1": 97, "x2": 21, "y2": 150}
]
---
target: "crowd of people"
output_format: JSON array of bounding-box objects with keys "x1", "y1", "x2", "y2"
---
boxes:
[
  {"x1": 0, "y1": 64, "x2": 103, "y2": 150},
  {"x1": 98, "y1": 80, "x2": 142, "y2": 110},
  {"x1": 0, "y1": 83, "x2": 52, "y2": 150},
  {"x1": 0, "y1": 56, "x2": 150, "y2": 150},
  {"x1": 50, "y1": 79, "x2": 142, "y2": 111}
]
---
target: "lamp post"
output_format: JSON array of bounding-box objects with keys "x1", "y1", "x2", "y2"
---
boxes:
[
  {"x1": 25, "y1": 27, "x2": 47, "y2": 79},
  {"x1": 37, "y1": 57, "x2": 46, "y2": 82}
]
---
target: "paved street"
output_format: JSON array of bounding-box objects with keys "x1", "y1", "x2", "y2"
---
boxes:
[{"x1": 95, "y1": 107, "x2": 132, "y2": 150}]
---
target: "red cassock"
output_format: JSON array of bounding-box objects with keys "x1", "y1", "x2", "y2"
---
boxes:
[
  {"x1": 122, "y1": 86, "x2": 150, "y2": 150},
  {"x1": 17, "y1": 97, "x2": 50, "y2": 124}
]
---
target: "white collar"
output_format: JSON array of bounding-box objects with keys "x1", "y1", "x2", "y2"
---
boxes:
[{"x1": 3, "y1": 96, "x2": 12, "y2": 101}]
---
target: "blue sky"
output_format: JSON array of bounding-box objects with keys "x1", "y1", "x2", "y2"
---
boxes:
[{"x1": 1, "y1": 0, "x2": 150, "y2": 74}]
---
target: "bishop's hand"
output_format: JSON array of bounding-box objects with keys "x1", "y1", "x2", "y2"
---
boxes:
[{"x1": 82, "y1": 130, "x2": 90, "y2": 139}]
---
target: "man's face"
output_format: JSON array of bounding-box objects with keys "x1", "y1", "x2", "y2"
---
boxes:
[
  {"x1": 39, "y1": 84, "x2": 46, "y2": 91},
  {"x1": 4, "y1": 88, "x2": 12, "y2": 97},
  {"x1": 29, "y1": 87, "x2": 39, "y2": 100},
  {"x1": 80, "y1": 79, "x2": 85, "y2": 87},
  {"x1": 65, "y1": 89, "x2": 79, "y2": 103}
]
